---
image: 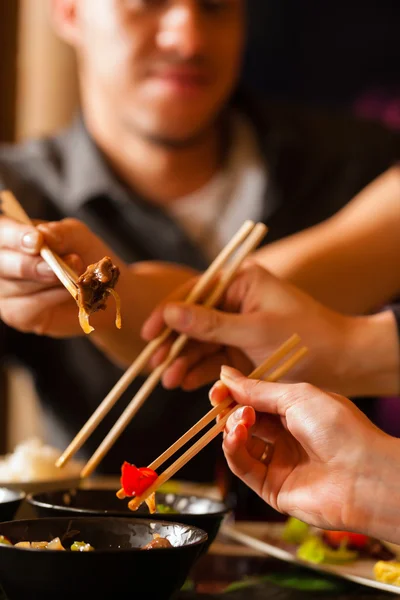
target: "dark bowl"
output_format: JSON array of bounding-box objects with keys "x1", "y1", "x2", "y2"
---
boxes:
[
  {"x1": 0, "y1": 488, "x2": 25, "y2": 522},
  {"x1": 27, "y1": 487, "x2": 230, "y2": 551},
  {"x1": 0, "y1": 516, "x2": 207, "y2": 600}
]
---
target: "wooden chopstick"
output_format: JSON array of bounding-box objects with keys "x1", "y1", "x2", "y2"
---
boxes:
[
  {"x1": 79, "y1": 223, "x2": 268, "y2": 478},
  {"x1": 150, "y1": 334, "x2": 302, "y2": 471},
  {"x1": 0, "y1": 190, "x2": 78, "y2": 298},
  {"x1": 116, "y1": 333, "x2": 302, "y2": 499},
  {"x1": 56, "y1": 220, "x2": 258, "y2": 469},
  {"x1": 128, "y1": 341, "x2": 308, "y2": 510}
]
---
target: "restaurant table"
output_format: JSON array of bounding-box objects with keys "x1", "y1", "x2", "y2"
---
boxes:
[
  {"x1": 5, "y1": 477, "x2": 399, "y2": 599},
  {"x1": 174, "y1": 533, "x2": 398, "y2": 600}
]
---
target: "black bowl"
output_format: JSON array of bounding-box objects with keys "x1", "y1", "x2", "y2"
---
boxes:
[
  {"x1": 0, "y1": 516, "x2": 207, "y2": 600},
  {"x1": 0, "y1": 488, "x2": 25, "y2": 522},
  {"x1": 27, "y1": 487, "x2": 230, "y2": 551}
]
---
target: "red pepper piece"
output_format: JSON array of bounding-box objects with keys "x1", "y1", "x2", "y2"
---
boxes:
[
  {"x1": 323, "y1": 530, "x2": 369, "y2": 550},
  {"x1": 120, "y1": 462, "x2": 158, "y2": 497}
]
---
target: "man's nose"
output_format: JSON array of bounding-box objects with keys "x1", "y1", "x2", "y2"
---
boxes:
[{"x1": 156, "y1": 3, "x2": 206, "y2": 58}]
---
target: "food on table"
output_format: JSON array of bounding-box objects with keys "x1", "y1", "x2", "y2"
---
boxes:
[
  {"x1": 282, "y1": 516, "x2": 309, "y2": 544},
  {"x1": 0, "y1": 536, "x2": 11, "y2": 546},
  {"x1": 118, "y1": 462, "x2": 158, "y2": 513},
  {"x1": 322, "y1": 530, "x2": 369, "y2": 549},
  {"x1": 76, "y1": 256, "x2": 121, "y2": 334},
  {"x1": 321, "y1": 530, "x2": 394, "y2": 560},
  {"x1": 70, "y1": 541, "x2": 95, "y2": 552},
  {"x1": 282, "y1": 518, "x2": 395, "y2": 566},
  {"x1": 374, "y1": 561, "x2": 400, "y2": 586},
  {"x1": 2, "y1": 533, "x2": 171, "y2": 552},
  {"x1": 142, "y1": 534, "x2": 173, "y2": 550},
  {"x1": 5, "y1": 537, "x2": 93, "y2": 551},
  {"x1": 297, "y1": 535, "x2": 358, "y2": 565},
  {"x1": 0, "y1": 438, "x2": 82, "y2": 483},
  {"x1": 156, "y1": 504, "x2": 178, "y2": 515}
]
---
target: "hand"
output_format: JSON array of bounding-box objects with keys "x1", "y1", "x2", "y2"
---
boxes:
[
  {"x1": 142, "y1": 264, "x2": 399, "y2": 397},
  {"x1": 142, "y1": 265, "x2": 352, "y2": 392},
  {"x1": 0, "y1": 216, "x2": 130, "y2": 337},
  {"x1": 214, "y1": 366, "x2": 399, "y2": 538}
]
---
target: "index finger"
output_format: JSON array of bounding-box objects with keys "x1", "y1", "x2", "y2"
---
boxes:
[
  {"x1": 141, "y1": 276, "x2": 199, "y2": 341},
  {"x1": 0, "y1": 216, "x2": 43, "y2": 254},
  {"x1": 219, "y1": 367, "x2": 325, "y2": 417}
]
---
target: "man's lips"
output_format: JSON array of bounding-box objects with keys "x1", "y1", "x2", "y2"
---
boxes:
[{"x1": 149, "y1": 67, "x2": 210, "y2": 87}]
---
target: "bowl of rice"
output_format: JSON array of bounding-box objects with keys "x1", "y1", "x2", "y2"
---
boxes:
[{"x1": 0, "y1": 438, "x2": 83, "y2": 494}]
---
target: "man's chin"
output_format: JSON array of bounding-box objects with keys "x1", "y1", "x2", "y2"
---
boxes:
[{"x1": 125, "y1": 116, "x2": 219, "y2": 149}]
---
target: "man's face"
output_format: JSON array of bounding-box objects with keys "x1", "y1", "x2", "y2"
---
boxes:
[{"x1": 67, "y1": 0, "x2": 245, "y2": 144}]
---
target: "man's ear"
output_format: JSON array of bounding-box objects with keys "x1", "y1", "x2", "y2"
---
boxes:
[{"x1": 50, "y1": 0, "x2": 81, "y2": 47}]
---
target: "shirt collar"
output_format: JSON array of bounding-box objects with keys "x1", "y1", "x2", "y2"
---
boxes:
[{"x1": 57, "y1": 114, "x2": 131, "y2": 211}]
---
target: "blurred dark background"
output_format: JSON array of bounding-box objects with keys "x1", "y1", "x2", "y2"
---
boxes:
[{"x1": 243, "y1": 0, "x2": 400, "y2": 131}]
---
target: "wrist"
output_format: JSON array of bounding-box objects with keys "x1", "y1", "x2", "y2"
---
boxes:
[
  {"x1": 336, "y1": 310, "x2": 400, "y2": 397},
  {"x1": 345, "y1": 436, "x2": 400, "y2": 543}
]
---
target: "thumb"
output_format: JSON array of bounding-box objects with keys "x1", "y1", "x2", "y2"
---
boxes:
[
  {"x1": 162, "y1": 302, "x2": 253, "y2": 346},
  {"x1": 37, "y1": 218, "x2": 116, "y2": 266}
]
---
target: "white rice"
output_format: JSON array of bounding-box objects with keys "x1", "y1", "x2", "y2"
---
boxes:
[{"x1": 0, "y1": 438, "x2": 82, "y2": 482}]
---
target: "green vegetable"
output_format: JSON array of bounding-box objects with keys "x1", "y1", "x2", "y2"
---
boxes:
[
  {"x1": 70, "y1": 541, "x2": 94, "y2": 552},
  {"x1": 158, "y1": 481, "x2": 180, "y2": 494},
  {"x1": 297, "y1": 535, "x2": 358, "y2": 565},
  {"x1": 0, "y1": 535, "x2": 11, "y2": 547},
  {"x1": 261, "y1": 572, "x2": 346, "y2": 591},
  {"x1": 224, "y1": 571, "x2": 344, "y2": 593},
  {"x1": 282, "y1": 517, "x2": 310, "y2": 544},
  {"x1": 224, "y1": 576, "x2": 263, "y2": 592},
  {"x1": 156, "y1": 504, "x2": 178, "y2": 514}
]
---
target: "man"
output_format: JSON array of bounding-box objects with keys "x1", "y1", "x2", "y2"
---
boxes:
[{"x1": 0, "y1": 0, "x2": 396, "y2": 482}]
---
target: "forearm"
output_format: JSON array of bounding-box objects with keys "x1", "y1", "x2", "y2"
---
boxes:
[
  {"x1": 254, "y1": 166, "x2": 400, "y2": 314},
  {"x1": 90, "y1": 261, "x2": 197, "y2": 367},
  {"x1": 346, "y1": 435, "x2": 400, "y2": 544},
  {"x1": 336, "y1": 309, "x2": 400, "y2": 397}
]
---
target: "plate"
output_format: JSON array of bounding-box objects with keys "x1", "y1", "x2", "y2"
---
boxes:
[{"x1": 222, "y1": 521, "x2": 400, "y2": 595}]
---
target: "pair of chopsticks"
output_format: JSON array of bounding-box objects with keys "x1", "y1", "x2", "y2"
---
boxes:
[
  {"x1": 0, "y1": 190, "x2": 79, "y2": 299},
  {"x1": 56, "y1": 220, "x2": 268, "y2": 476},
  {"x1": 126, "y1": 334, "x2": 308, "y2": 510}
]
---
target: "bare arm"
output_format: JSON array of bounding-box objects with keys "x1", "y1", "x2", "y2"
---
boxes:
[{"x1": 253, "y1": 166, "x2": 400, "y2": 314}]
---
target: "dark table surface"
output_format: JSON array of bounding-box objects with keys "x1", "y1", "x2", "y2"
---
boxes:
[
  {"x1": 5, "y1": 483, "x2": 400, "y2": 600},
  {"x1": 177, "y1": 551, "x2": 397, "y2": 599}
]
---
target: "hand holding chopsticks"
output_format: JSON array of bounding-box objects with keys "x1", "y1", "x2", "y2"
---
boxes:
[
  {"x1": 0, "y1": 190, "x2": 122, "y2": 335},
  {"x1": 0, "y1": 190, "x2": 79, "y2": 298},
  {"x1": 125, "y1": 334, "x2": 308, "y2": 511}
]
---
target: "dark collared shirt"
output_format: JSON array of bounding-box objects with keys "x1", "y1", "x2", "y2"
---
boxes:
[{"x1": 0, "y1": 97, "x2": 397, "y2": 481}]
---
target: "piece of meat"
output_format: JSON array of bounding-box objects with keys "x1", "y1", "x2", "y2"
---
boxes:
[
  {"x1": 142, "y1": 534, "x2": 172, "y2": 550},
  {"x1": 76, "y1": 256, "x2": 121, "y2": 333},
  {"x1": 77, "y1": 256, "x2": 120, "y2": 313}
]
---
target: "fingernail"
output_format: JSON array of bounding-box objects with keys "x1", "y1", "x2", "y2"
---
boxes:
[
  {"x1": 164, "y1": 305, "x2": 191, "y2": 328},
  {"x1": 209, "y1": 387, "x2": 217, "y2": 406},
  {"x1": 220, "y1": 366, "x2": 240, "y2": 381},
  {"x1": 209, "y1": 381, "x2": 227, "y2": 406},
  {"x1": 229, "y1": 423, "x2": 239, "y2": 439},
  {"x1": 233, "y1": 406, "x2": 245, "y2": 421},
  {"x1": 22, "y1": 231, "x2": 40, "y2": 250},
  {"x1": 36, "y1": 261, "x2": 54, "y2": 277}
]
